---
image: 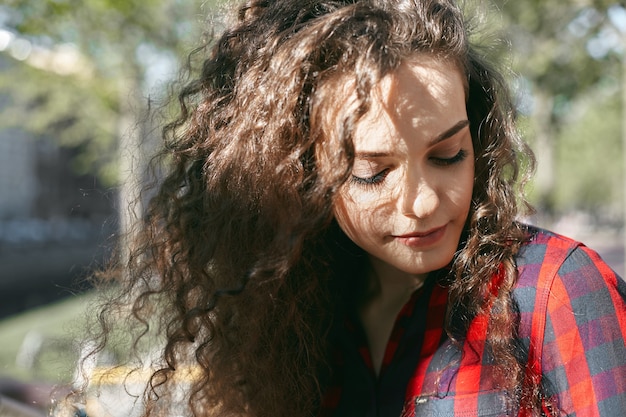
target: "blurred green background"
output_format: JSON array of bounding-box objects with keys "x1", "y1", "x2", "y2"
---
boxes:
[{"x1": 0, "y1": 0, "x2": 624, "y2": 415}]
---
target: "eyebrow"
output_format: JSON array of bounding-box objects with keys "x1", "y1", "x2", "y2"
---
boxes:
[
  {"x1": 354, "y1": 119, "x2": 470, "y2": 158},
  {"x1": 428, "y1": 119, "x2": 470, "y2": 146}
]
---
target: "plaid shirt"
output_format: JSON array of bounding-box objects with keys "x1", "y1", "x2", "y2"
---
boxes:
[{"x1": 321, "y1": 226, "x2": 626, "y2": 416}]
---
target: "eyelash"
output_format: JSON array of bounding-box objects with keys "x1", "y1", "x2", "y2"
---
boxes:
[
  {"x1": 351, "y1": 168, "x2": 390, "y2": 187},
  {"x1": 350, "y1": 149, "x2": 469, "y2": 187},
  {"x1": 431, "y1": 149, "x2": 468, "y2": 166}
]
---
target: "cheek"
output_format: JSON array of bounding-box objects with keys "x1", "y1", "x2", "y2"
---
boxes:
[
  {"x1": 333, "y1": 194, "x2": 360, "y2": 240},
  {"x1": 437, "y1": 160, "x2": 474, "y2": 218},
  {"x1": 339, "y1": 185, "x2": 394, "y2": 208},
  {"x1": 452, "y1": 161, "x2": 475, "y2": 213},
  {"x1": 333, "y1": 192, "x2": 381, "y2": 246}
]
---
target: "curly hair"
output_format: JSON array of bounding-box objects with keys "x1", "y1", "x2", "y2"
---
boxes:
[{"x1": 78, "y1": 0, "x2": 540, "y2": 416}]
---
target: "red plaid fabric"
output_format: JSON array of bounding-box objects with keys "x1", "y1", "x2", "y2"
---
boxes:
[{"x1": 320, "y1": 226, "x2": 626, "y2": 416}]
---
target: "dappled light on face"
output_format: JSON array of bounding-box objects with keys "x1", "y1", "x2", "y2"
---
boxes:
[{"x1": 331, "y1": 57, "x2": 474, "y2": 281}]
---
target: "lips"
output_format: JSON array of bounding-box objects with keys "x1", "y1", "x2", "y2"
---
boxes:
[{"x1": 393, "y1": 225, "x2": 447, "y2": 247}]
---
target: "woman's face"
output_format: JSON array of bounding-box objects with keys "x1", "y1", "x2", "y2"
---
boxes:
[{"x1": 333, "y1": 57, "x2": 474, "y2": 279}]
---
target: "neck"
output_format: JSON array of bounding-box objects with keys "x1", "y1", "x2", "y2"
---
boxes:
[
  {"x1": 358, "y1": 257, "x2": 427, "y2": 375},
  {"x1": 363, "y1": 256, "x2": 427, "y2": 311}
]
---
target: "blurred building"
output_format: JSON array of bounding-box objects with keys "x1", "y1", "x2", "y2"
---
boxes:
[{"x1": 0, "y1": 98, "x2": 116, "y2": 319}]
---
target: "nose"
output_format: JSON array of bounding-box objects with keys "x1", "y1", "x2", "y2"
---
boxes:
[{"x1": 400, "y1": 174, "x2": 440, "y2": 219}]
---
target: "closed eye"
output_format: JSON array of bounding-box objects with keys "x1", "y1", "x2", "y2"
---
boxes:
[
  {"x1": 431, "y1": 149, "x2": 468, "y2": 166},
  {"x1": 351, "y1": 168, "x2": 390, "y2": 187}
]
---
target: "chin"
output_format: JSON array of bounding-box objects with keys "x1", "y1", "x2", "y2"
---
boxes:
[{"x1": 400, "y1": 252, "x2": 455, "y2": 275}]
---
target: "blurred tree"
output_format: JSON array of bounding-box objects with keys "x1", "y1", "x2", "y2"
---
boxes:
[
  {"x1": 490, "y1": 0, "x2": 624, "y2": 219},
  {"x1": 0, "y1": 0, "x2": 215, "y2": 186},
  {"x1": 555, "y1": 89, "x2": 621, "y2": 216},
  {"x1": 0, "y1": 0, "x2": 222, "y2": 255}
]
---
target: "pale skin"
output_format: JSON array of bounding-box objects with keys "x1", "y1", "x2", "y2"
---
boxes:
[{"x1": 333, "y1": 56, "x2": 475, "y2": 374}]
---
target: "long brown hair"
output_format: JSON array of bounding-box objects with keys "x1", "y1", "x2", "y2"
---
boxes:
[{"x1": 79, "y1": 1, "x2": 539, "y2": 416}]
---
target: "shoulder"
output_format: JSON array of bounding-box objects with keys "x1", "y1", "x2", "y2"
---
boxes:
[
  {"x1": 515, "y1": 225, "x2": 582, "y2": 270},
  {"x1": 515, "y1": 224, "x2": 622, "y2": 286},
  {"x1": 513, "y1": 224, "x2": 626, "y2": 332}
]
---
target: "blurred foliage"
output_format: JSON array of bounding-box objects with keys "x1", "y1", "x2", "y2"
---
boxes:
[
  {"x1": 490, "y1": 0, "x2": 625, "y2": 217},
  {"x1": 498, "y1": 0, "x2": 619, "y2": 97},
  {"x1": 555, "y1": 89, "x2": 622, "y2": 214},
  {"x1": 0, "y1": 61, "x2": 121, "y2": 184},
  {"x1": 0, "y1": 0, "x2": 216, "y2": 185}
]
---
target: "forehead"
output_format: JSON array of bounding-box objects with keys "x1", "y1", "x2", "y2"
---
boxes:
[{"x1": 352, "y1": 57, "x2": 468, "y2": 150}]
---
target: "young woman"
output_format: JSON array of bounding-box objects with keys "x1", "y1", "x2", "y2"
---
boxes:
[{"x1": 70, "y1": 0, "x2": 626, "y2": 416}]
